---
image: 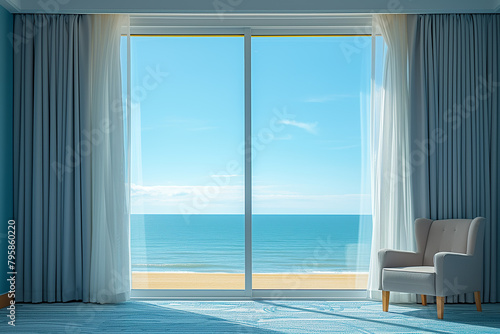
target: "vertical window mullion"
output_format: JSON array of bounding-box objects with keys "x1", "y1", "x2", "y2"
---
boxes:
[{"x1": 244, "y1": 28, "x2": 253, "y2": 297}]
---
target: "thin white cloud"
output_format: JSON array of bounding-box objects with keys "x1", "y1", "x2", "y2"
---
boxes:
[
  {"x1": 189, "y1": 126, "x2": 218, "y2": 132},
  {"x1": 131, "y1": 184, "x2": 244, "y2": 214},
  {"x1": 278, "y1": 119, "x2": 318, "y2": 134},
  {"x1": 131, "y1": 184, "x2": 371, "y2": 215},
  {"x1": 131, "y1": 184, "x2": 243, "y2": 198},
  {"x1": 253, "y1": 192, "x2": 370, "y2": 202},
  {"x1": 209, "y1": 174, "x2": 242, "y2": 178},
  {"x1": 327, "y1": 144, "x2": 361, "y2": 151},
  {"x1": 304, "y1": 94, "x2": 357, "y2": 103},
  {"x1": 274, "y1": 134, "x2": 293, "y2": 141},
  {"x1": 251, "y1": 185, "x2": 371, "y2": 214}
]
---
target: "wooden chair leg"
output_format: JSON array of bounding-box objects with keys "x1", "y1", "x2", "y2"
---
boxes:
[
  {"x1": 436, "y1": 296, "x2": 445, "y2": 319},
  {"x1": 382, "y1": 291, "x2": 390, "y2": 312},
  {"x1": 421, "y1": 295, "x2": 427, "y2": 306},
  {"x1": 474, "y1": 291, "x2": 482, "y2": 312}
]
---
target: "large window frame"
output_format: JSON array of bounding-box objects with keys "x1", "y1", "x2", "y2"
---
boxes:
[{"x1": 129, "y1": 14, "x2": 373, "y2": 299}]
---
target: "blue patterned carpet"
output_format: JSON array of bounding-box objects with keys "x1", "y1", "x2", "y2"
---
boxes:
[{"x1": 2, "y1": 300, "x2": 500, "y2": 333}]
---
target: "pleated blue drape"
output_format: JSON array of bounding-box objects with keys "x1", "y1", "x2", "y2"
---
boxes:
[
  {"x1": 408, "y1": 14, "x2": 499, "y2": 303},
  {"x1": 13, "y1": 14, "x2": 92, "y2": 303}
]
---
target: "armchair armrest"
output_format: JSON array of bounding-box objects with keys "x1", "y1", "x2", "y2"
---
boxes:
[
  {"x1": 379, "y1": 249, "x2": 422, "y2": 268},
  {"x1": 378, "y1": 249, "x2": 423, "y2": 290},
  {"x1": 434, "y1": 252, "x2": 482, "y2": 296}
]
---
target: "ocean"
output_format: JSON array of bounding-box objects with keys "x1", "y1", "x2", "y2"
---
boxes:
[{"x1": 131, "y1": 214, "x2": 372, "y2": 274}]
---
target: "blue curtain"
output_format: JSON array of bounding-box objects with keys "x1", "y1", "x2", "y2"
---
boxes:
[
  {"x1": 408, "y1": 14, "x2": 499, "y2": 303},
  {"x1": 13, "y1": 14, "x2": 92, "y2": 303}
]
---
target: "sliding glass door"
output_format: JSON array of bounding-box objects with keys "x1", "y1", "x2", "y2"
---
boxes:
[
  {"x1": 129, "y1": 36, "x2": 245, "y2": 290},
  {"x1": 127, "y1": 33, "x2": 373, "y2": 295},
  {"x1": 251, "y1": 36, "x2": 372, "y2": 290}
]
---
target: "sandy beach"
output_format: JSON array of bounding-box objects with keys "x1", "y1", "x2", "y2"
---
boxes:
[{"x1": 132, "y1": 272, "x2": 368, "y2": 290}]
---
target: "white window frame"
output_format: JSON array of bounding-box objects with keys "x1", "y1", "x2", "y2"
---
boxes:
[{"x1": 129, "y1": 14, "x2": 372, "y2": 300}]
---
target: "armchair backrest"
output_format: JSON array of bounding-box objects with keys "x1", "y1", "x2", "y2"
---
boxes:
[{"x1": 415, "y1": 218, "x2": 485, "y2": 266}]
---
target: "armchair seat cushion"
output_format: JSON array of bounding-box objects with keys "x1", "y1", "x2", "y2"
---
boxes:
[{"x1": 382, "y1": 266, "x2": 435, "y2": 295}]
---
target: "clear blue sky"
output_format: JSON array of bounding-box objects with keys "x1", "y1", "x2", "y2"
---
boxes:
[{"x1": 125, "y1": 36, "x2": 372, "y2": 214}]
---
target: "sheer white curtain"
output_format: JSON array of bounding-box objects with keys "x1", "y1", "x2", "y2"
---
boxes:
[
  {"x1": 367, "y1": 14, "x2": 415, "y2": 303},
  {"x1": 89, "y1": 14, "x2": 131, "y2": 304}
]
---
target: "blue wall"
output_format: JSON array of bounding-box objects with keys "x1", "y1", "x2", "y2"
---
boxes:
[{"x1": 0, "y1": 6, "x2": 13, "y2": 295}]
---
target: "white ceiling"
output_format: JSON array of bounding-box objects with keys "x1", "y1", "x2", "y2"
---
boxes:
[{"x1": 1, "y1": 0, "x2": 500, "y2": 14}]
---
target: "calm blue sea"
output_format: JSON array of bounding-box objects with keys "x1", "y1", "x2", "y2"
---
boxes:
[{"x1": 131, "y1": 214, "x2": 372, "y2": 274}]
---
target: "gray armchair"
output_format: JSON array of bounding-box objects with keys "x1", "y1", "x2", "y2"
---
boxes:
[{"x1": 379, "y1": 217, "x2": 485, "y2": 319}]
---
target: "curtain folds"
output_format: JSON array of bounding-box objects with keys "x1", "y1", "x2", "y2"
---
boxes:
[
  {"x1": 368, "y1": 14, "x2": 415, "y2": 303},
  {"x1": 89, "y1": 14, "x2": 130, "y2": 304},
  {"x1": 408, "y1": 14, "x2": 499, "y2": 303},
  {"x1": 13, "y1": 14, "x2": 130, "y2": 304}
]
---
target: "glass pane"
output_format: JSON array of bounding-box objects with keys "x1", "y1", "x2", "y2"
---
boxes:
[
  {"x1": 251, "y1": 36, "x2": 372, "y2": 290},
  {"x1": 129, "y1": 36, "x2": 245, "y2": 290}
]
